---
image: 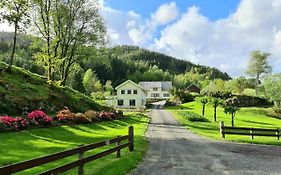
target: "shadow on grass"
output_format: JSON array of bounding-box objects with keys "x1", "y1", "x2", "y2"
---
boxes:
[{"x1": 239, "y1": 119, "x2": 275, "y2": 126}]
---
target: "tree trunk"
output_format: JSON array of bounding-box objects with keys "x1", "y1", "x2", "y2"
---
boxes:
[
  {"x1": 8, "y1": 22, "x2": 18, "y2": 70},
  {"x1": 231, "y1": 114, "x2": 234, "y2": 127},
  {"x1": 202, "y1": 104, "x2": 205, "y2": 117},
  {"x1": 255, "y1": 74, "x2": 259, "y2": 96},
  {"x1": 214, "y1": 106, "x2": 217, "y2": 122}
]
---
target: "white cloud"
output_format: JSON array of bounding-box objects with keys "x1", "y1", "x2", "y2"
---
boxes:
[
  {"x1": 151, "y1": 0, "x2": 281, "y2": 76},
  {"x1": 127, "y1": 2, "x2": 179, "y2": 45},
  {"x1": 151, "y1": 2, "x2": 179, "y2": 25}
]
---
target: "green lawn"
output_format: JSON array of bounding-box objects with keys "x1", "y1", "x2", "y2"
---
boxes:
[
  {"x1": 168, "y1": 101, "x2": 281, "y2": 145},
  {"x1": 0, "y1": 113, "x2": 150, "y2": 175}
]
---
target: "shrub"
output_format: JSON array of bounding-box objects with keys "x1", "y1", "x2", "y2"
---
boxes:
[
  {"x1": 27, "y1": 110, "x2": 52, "y2": 126},
  {"x1": 74, "y1": 113, "x2": 92, "y2": 124},
  {"x1": 224, "y1": 95, "x2": 272, "y2": 107},
  {"x1": 56, "y1": 107, "x2": 75, "y2": 122},
  {"x1": 178, "y1": 111, "x2": 208, "y2": 122},
  {"x1": 84, "y1": 110, "x2": 100, "y2": 122},
  {"x1": 0, "y1": 116, "x2": 29, "y2": 131},
  {"x1": 99, "y1": 111, "x2": 114, "y2": 120},
  {"x1": 115, "y1": 110, "x2": 124, "y2": 118}
]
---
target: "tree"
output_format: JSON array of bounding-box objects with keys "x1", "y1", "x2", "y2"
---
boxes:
[
  {"x1": 0, "y1": 0, "x2": 30, "y2": 69},
  {"x1": 246, "y1": 50, "x2": 272, "y2": 96},
  {"x1": 32, "y1": 0, "x2": 106, "y2": 84},
  {"x1": 104, "y1": 80, "x2": 113, "y2": 95},
  {"x1": 209, "y1": 97, "x2": 223, "y2": 122},
  {"x1": 223, "y1": 105, "x2": 239, "y2": 127},
  {"x1": 196, "y1": 96, "x2": 209, "y2": 117},
  {"x1": 264, "y1": 74, "x2": 281, "y2": 116},
  {"x1": 82, "y1": 69, "x2": 99, "y2": 95}
]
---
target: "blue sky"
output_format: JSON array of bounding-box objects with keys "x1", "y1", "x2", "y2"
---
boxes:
[
  {"x1": 105, "y1": 0, "x2": 240, "y2": 21},
  {"x1": 1, "y1": 0, "x2": 280, "y2": 76},
  {"x1": 101, "y1": 0, "x2": 281, "y2": 77}
]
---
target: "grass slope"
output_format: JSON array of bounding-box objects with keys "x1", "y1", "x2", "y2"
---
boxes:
[
  {"x1": 0, "y1": 62, "x2": 105, "y2": 116},
  {"x1": 0, "y1": 113, "x2": 150, "y2": 175},
  {"x1": 168, "y1": 101, "x2": 281, "y2": 146}
]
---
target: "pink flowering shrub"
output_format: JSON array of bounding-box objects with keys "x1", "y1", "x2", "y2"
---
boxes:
[
  {"x1": 99, "y1": 111, "x2": 114, "y2": 120},
  {"x1": 27, "y1": 110, "x2": 52, "y2": 126},
  {"x1": 0, "y1": 116, "x2": 29, "y2": 131}
]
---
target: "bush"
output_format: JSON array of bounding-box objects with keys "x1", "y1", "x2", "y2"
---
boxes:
[
  {"x1": 99, "y1": 111, "x2": 114, "y2": 120},
  {"x1": 115, "y1": 110, "x2": 124, "y2": 118},
  {"x1": 0, "y1": 116, "x2": 29, "y2": 131},
  {"x1": 74, "y1": 113, "x2": 92, "y2": 124},
  {"x1": 224, "y1": 95, "x2": 272, "y2": 107},
  {"x1": 84, "y1": 110, "x2": 100, "y2": 122},
  {"x1": 27, "y1": 110, "x2": 52, "y2": 126},
  {"x1": 56, "y1": 107, "x2": 75, "y2": 123},
  {"x1": 178, "y1": 111, "x2": 208, "y2": 122}
]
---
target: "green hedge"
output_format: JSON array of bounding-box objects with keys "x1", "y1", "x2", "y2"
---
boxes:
[{"x1": 178, "y1": 111, "x2": 208, "y2": 122}]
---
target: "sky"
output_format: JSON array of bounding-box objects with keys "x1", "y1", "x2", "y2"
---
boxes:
[{"x1": 1, "y1": 0, "x2": 281, "y2": 77}]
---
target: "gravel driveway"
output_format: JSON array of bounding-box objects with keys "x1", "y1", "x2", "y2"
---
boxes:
[{"x1": 129, "y1": 108, "x2": 281, "y2": 175}]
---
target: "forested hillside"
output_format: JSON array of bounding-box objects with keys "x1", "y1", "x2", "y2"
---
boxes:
[{"x1": 0, "y1": 32, "x2": 231, "y2": 93}]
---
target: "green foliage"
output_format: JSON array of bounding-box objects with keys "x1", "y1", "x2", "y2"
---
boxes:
[
  {"x1": 170, "y1": 88, "x2": 195, "y2": 103},
  {"x1": 178, "y1": 111, "x2": 208, "y2": 122},
  {"x1": 201, "y1": 79, "x2": 232, "y2": 99},
  {"x1": 32, "y1": 0, "x2": 106, "y2": 83},
  {"x1": 224, "y1": 95, "x2": 272, "y2": 108},
  {"x1": 0, "y1": 0, "x2": 30, "y2": 68},
  {"x1": 225, "y1": 76, "x2": 249, "y2": 95},
  {"x1": 195, "y1": 96, "x2": 209, "y2": 104},
  {"x1": 264, "y1": 73, "x2": 281, "y2": 117},
  {"x1": 104, "y1": 80, "x2": 114, "y2": 95},
  {"x1": 223, "y1": 105, "x2": 239, "y2": 127},
  {"x1": 246, "y1": 50, "x2": 272, "y2": 95},
  {"x1": 0, "y1": 62, "x2": 105, "y2": 116},
  {"x1": 195, "y1": 96, "x2": 209, "y2": 117}
]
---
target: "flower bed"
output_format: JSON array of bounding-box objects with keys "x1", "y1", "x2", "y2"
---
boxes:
[{"x1": 0, "y1": 108, "x2": 124, "y2": 133}]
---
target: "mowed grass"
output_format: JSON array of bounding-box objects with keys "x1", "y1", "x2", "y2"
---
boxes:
[
  {"x1": 167, "y1": 101, "x2": 281, "y2": 146},
  {"x1": 0, "y1": 113, "x2": 150, "y2": 175}
]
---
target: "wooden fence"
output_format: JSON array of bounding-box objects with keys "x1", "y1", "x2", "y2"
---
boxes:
[
  {"x1": 220, "y1": 121, "x2": 280, "y2": 140},
  {"x1": 0, "y1": 126, "x2": 134, "y2": 175}
]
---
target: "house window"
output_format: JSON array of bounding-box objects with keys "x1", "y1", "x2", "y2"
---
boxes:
[
  {"x1": 117, "y1": 99, "x2": 124, "y2": 106},
  {"x1": 153, "y1": 88, "x2": 158, "y2": 91},
  {"x1": 163, "y1": 93, "x2": 170, "y2": 97},
  {"x1": 151, "y1": 93, "x2": 160, "y2": 97},
  {"x1": 129, "y1": 99, "x2": 136, "y2": 106},
  {"x1": 127, "y1": 90, "x2": 131, "y2": 94},
  {"x1": 121, "y1": 90, "x2": 125, "y2": 94},
  {"x1": 133, "y1": 90, "x2": 137, "y2": 94}
]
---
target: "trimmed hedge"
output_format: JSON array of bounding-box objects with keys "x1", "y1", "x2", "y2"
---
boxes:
[
  {"x1": 224, "y1": 95, "x2": 273, "y2": 108},
  {"x1": 178, "y1": 111, "x2": 209, "y2": 122}
]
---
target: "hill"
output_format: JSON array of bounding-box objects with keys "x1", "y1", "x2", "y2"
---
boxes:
[
  {"x1": 0, "y1": 32, "x2": 231, "y2": 91},
  {"x1": 0, "y1": 62, "x2": 104, "y2": 116}
]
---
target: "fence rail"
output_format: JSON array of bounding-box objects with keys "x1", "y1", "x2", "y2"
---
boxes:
[
  {"x1": 220, "y1": 121, "x2": 280, "y2": 140},
  {"x1": 0, "y1": 126, "x2": 134, "y2": 175}
]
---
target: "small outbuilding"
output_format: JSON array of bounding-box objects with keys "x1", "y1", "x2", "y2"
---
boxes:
[{"x1": 186, "y1": 84, "x2": 201, "y2": 94}]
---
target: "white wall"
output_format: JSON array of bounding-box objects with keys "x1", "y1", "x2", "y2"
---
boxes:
[{"x1": 116, "y1": 82, "x2": 146, "y2": 108}]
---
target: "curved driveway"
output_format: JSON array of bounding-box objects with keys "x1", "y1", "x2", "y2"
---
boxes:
[{"x1": 130, "y1": 108, "x2": 281, "y2": 175}]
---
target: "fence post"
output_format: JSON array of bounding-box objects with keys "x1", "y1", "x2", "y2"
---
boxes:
[
  {"x1": 116, "y1": 136, "x2": 121, "y2": 158},
  {"x1": 277, "y1": 129, "x2": 280, "y2": 140},
  {"x1": 250, "y1": 128, "x2": 254, "y2": 140},
  {"x1": 129, "y1": 126, "x2": 134, "y2": 151},
  {"x1": 220, "y1": 121, "x2": 225, "y2": 138},
  {"x1": 78, "y1": 144, "x2": 84, "y2": 175}
]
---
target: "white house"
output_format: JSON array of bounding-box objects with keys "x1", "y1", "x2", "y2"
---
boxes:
[
  {"x1": 139, "y1": 81, "x2": 172, "y2": 99},
  {"x1": 107, "y1": 80, "x2": 147, "y2": 108}
]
